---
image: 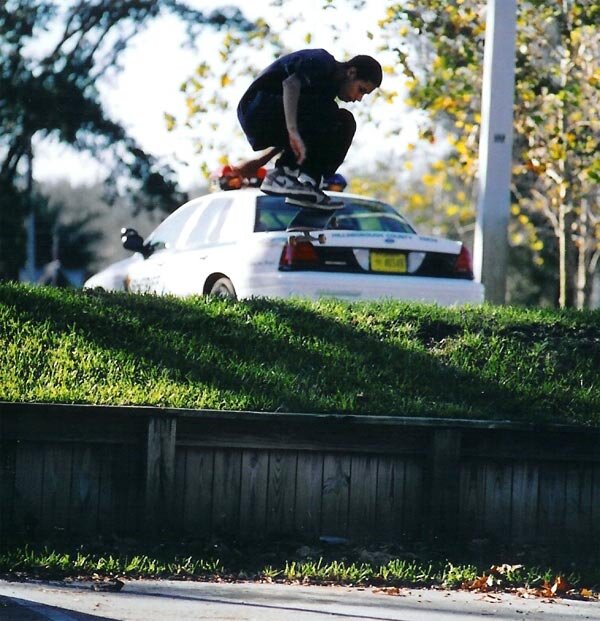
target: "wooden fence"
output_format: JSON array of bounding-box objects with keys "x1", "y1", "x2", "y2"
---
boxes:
[{"x1": 1, "y1": 402, "x2": 599, "y2": 557}]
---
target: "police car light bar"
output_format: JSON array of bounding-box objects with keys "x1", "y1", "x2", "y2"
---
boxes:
[{"x1": 212, "y1": 165, "x2": 267, "y2": 191}]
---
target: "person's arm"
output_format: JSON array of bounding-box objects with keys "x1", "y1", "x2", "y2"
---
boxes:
[
  {"x1": 232, "y1": 147, "x2": 281, "y2": 178},
  {"x1": 282, "y1": 73, "x2": 306, "y2": 165}
]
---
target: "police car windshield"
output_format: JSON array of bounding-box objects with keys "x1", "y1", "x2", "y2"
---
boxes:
[{"x1": 255, "y1": 196, "x2": 415, "y2": 234}]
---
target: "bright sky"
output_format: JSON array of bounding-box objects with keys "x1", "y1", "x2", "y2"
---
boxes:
[{"x1": 33, "y1": 0, "x2": 416, "y2": 190}]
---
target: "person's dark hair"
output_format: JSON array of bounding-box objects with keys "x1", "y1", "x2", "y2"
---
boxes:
[{"x1": 347, "y1": 55, "x2": 383, "y2": 87}]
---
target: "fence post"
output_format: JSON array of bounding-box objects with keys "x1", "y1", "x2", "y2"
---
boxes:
[
  {"x1": 0, "y1": 407, "x2": 4, "y2": 543},
  {"x1": 144, "y1": 414, "x2": 177, "y2": 537},
  {"x1": 427, "y1": 428, "x2": 462, "y2": 540}
]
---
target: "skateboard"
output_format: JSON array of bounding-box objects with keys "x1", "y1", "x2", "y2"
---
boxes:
[{"x1": 285, "y1": 197, "x2": 342, "y2": 244}]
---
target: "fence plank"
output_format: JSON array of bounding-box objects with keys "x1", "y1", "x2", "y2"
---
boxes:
[
  {"x1": 482, "y1": 461, "x2": 513, "y2": 540},
  {"x1": 295, "y1": 451, "x2": 324, "y2": 538},
  {"x1": 402, "y1": 458, "x2": 424, "y2": 540},
  {"x1": 428, "y1": 429, "x2": 461, "y2": 538},
  {"x1": 537, "y1": 463, "x2": 567, "y2": 545},
  {"x1": 70, "y1": 446, "x2": 101, "y2": 537},
  {"x1": 459, "y1": 460, "x2": 486, "y2": 539},
  {"x1": 144, "y1": 416, "x2": 177, "y2": 535},
  {"x1": 239, "y1": 449, "x2": 269, "y2": 537},
  {"x1": 266, "y1": 450, "x2": 297, "y2": 536},
  {"x1": 348, "y1": 455, "x2": 378, "y2": 538},
  {"x1": 321, "y1": 454, "x2": 351, "y2": 538},
  {"x1": 375, "y1": 456, "x2": 405, "y2": 540},
  {"x1": 101, "y1": 442, "x2": 143, "y2": 538},
  {"x1": 565, "y1": 464, "x2": 593, "y2": 553},
  {"x1": 212, "y1": 449, "x2": 242, "y2": 536},
  {"x1": 14, "y1": 443, "x2": 45, "y2": 538},
  {"x1": 41, "y1": 443, "x2": 73, "y2": 536},
  {"x1": 510, "y1": 462, "x2": 539, "y2": 544},
  {"x1": 593, "y1": 465, "x2": 600, "y2": 552},
  {"x1": 0, "y1": 425, "x2": 15, "y2": 543},
  {"x1": 180, "y1": 448, "x2": 214, "y2": 536}
]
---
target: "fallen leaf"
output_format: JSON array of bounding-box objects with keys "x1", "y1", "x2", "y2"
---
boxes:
[
  {"x1": 581, "y1": 588, "x2": 594, "y2": 599},
  {"x1": 374, "y1": 586, "x2": 405, "y2": 596}
]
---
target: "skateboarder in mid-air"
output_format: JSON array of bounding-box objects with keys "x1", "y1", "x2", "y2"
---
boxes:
[{"x1": 235, "y1": 49, "x2": 382, "y2": 209}]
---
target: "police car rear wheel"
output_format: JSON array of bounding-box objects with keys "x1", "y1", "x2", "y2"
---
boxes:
[{"x1": 210, "y1": 277, "x2": 237, "y2": 299}]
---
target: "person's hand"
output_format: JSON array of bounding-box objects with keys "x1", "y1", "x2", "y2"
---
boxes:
[
  {"x1": 232, "y1": 160, "x2": 260, "y2": 179},
  {"x1": 288, "y1": 129, "x2": 306, "y2": 165},
  {"x1": 232, "y1": 147, "x2": 281, "y2": 178}
]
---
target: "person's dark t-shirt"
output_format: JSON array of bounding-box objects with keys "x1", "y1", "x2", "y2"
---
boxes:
[{"x1": 240, "y1": 48, "x2": 338, "y2": 102}]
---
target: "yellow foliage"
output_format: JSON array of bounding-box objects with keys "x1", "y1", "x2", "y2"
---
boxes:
[
  {"x1": 404, "y1": 161, "x2": 414, "y2": 171},
  {"x1": 409, "y1": 193, "x2": 425, "y2": 207},
  {"x1": 185, "y1": 97, "x2": 200, "y2": 116},
  {"x1": 454, "y1": 140, "x2": 470, "y2": 156},
  {"x1": 422, "y1": 173, "x2": 437, "y2": 186},
  {"x1": 446, "y1": 205, "x2": 459, "y2": 216},
  {"x1": 384, "y1": 90, "x2": 398, "y2": 103},
  {"x1": 220, "y1": 74, "x2": 232, "y2": 88},
  {"x1": 195, "y1": 63, "x2": 209, "y2": 78},
  {"x1": 549, "y1": 143, "x2": 566, "y2": 160},
  {"x1": 163, "y1": 113, "x2": 176, "y2": 132}
]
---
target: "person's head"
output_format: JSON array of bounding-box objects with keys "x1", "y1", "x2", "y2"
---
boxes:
[{"x1": 337, "y1": 55, "x2": 382, "y2": 103}]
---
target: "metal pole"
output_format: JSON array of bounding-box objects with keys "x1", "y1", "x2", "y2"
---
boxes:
[{"x1": 473, "y1": 0, "x2": 517, "y2": 304}]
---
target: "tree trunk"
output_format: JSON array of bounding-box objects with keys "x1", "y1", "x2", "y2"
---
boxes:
[
  {"x1": 575, "y1": 199, "x2": 589, "y2": 310},
  {"x1": 558, "y1": 201, "x2": 569, "y2": 309}
]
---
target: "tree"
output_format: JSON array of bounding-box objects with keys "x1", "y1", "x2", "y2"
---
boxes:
[
  {"x1": 378, "y1": 0, "x2": 599, "y2": 308},
  {"x1": 0, "y1": 0, "x2": 255, "y2": 280}
]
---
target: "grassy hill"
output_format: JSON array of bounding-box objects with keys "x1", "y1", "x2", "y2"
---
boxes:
[{"x1": 1, "y1": 283, "x2": 599, "y2": 425}]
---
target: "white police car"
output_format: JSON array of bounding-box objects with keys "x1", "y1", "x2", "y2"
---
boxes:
[{"x1": 84, "y1": 170, "x2": 484, "y2": 305}]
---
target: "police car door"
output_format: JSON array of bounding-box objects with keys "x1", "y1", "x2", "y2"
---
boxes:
[{"x1": 126, "y1": 200, "x2": 200, "y2": 294}]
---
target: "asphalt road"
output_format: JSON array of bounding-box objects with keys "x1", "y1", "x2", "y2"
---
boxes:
[{"x1": 1, "y1": 579, "x2": 599, "y2": 621}]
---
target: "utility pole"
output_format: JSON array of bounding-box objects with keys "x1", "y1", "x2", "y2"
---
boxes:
[{"x1": 473, "y1": 0, "x2": 517, "y2": 304}]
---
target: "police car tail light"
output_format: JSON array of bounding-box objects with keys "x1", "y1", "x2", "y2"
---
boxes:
[
  {"x1": 453, "y1": 244, "x2": 474, "y2": 279},
  {"x1": 279, "y1": 240, "x2": 320, "y2": 268}
]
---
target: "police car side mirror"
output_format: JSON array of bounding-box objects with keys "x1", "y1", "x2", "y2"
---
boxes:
[{"x1": 121, "y1": 228, "x2": 148, "y2": 256}]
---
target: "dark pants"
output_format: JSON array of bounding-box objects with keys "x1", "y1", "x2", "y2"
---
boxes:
[{"x1": 237, "y1": 91, "x2": 356, "y2": 182}]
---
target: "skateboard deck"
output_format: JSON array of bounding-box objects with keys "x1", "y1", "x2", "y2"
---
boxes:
[
  {"x1": 286, "y1": 207, "x2": 336, "y2": 232},
  {"x1": 285, "y1": 202, "x2": 340, "y2": 244},
  {"x1": 285, "y1": 197, "x2": 341, "y2": 233}
]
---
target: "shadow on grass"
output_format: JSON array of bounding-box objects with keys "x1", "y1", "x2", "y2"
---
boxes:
[{"x1": 0, "y1": 285, "x2": 596, "y2": 422}]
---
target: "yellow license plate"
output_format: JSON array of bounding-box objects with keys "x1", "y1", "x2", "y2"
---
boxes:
[{"x1": 370, "y1": 251, "x2": 407, "y2": 273}]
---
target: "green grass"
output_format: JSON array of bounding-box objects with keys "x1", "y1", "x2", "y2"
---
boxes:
[
  {"x1": 1, "y1": 283, "x2": 600, "y2": 424},
  {"x1": 0, "y1": 544, "x2": 596, "y2": 595}
]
